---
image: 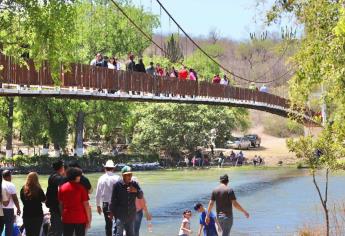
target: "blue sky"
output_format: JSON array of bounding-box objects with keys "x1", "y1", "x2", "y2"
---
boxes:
[{"x1": 132, "y1": 0, "x2": 293, "y2": 40}]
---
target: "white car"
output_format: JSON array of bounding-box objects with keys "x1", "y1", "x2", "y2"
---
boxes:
[{"x1": 226, "y1": 137, "x2": 251, "y2": 150}]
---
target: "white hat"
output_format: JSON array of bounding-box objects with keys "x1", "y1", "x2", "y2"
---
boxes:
[{"x1": 104, "y1": 160, "x2": 116, "y2": 168}]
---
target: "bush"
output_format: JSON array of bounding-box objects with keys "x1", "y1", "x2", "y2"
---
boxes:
[
  {"x1": 2, "y1": 153, "x2": 160, "y2": 174},
  {"x1": 263, "y1": 114, "x2": 304, "y2": 138}
]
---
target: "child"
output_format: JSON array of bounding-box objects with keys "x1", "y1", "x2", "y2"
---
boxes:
[
  {"x1": 178, "y1": 209, "x2": 192, "y2": 236},
  {"x1": 2, "y1": 215, "x2": 22, "y2": 236},
  {"x1": 194, "y1": 203, "x2": 221, "y2": 236}
]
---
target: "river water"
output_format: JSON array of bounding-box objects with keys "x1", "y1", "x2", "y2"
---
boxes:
[{"x1": 12, "y1": 167, "x2": 345, "y2": 235}]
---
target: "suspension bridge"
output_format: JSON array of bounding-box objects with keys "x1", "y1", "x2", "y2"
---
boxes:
[{"x1": 0, "y1": 53, "x2": 318, "y2": 125}]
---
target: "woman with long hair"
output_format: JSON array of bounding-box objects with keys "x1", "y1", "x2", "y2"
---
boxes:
[{"x1": 20, "y1": 172, "x2": 46, "y2": 236}]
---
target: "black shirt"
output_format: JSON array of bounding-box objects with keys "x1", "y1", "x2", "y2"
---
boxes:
[
  {"x1": 211, "y1": 184, "x2": 236, "y2": 218},
  {"x1": 79, "y1": 175, "x2": 92, "y2": 192},
  {"x1": 20, "y1": 187, "x2": 46, "y2": 218},
  {"x1": 46, "y1": 172, "x2": 92, "y2": 212},
  {"x1": 126, "y1": 60, "x2": 136, "y2": 71},
  {"x1": 110, "y1": 180, "x2": 143, "y2": 222},
  {"x1": 46, "y1": 172, "x2": 65, "y2": 212},
  {"x1": 135, "y1": 63, "x2": 146, "y2": 73}
]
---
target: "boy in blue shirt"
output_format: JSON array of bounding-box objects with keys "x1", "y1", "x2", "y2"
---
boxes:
[{"x1": 194, "y1": 203, "x2": 221, "y2": 236}]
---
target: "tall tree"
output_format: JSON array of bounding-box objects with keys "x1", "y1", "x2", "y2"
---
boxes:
[
  {"x1": 163, "y1": 34, "x2": 184, "y2": 63},
  {"x1": 265, "y1": 1, "x2": 345, "y2": 235}
]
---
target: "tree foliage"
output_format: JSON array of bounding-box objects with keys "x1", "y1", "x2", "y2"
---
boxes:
[
  {"x1": 130, "y1": 104, "x2": 249, "y2": 157},
  {"x1": 267, "y1": 1, "x2": 345, "y2": 235}
]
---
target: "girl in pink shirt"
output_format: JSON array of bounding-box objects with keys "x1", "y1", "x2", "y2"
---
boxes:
[{"x1": 133, "y1": 177, "x2": 152, "y2": 236}]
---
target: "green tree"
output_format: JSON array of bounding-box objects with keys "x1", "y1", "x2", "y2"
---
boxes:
[
  {"x1": 266, "y1": 1, "x2": 345, "y2": 235},
  {"x1": 130, "y1": 104, "x2": 249, "y2": 159},
  {"x1": 184, "y1": 44, "x2": 222, "y2": 80},
  {"x1": 18, "y1": 98, "x2": 70, "y2": 156}
]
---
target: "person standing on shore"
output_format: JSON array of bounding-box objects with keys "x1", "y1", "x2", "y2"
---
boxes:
[
  {"x1": 95, "y1": 160, "x2": 119, "y2": 236},
  {"x1": 131, "y1": 177, "x2": 152, "y2": 236},
  {"x1": 110, "y1": 166, "x2": 143, "y2": 236},
  {"x1": 46, "y1": 160, "x2": 66, "y2": 236},
  {"x1": 20, "y1": 172, "x2": 46, "y2": 236},
  {"x1": 68, "y1": 161, "x2": 92, "y2": 194},
  {"x1": 1, "y1": 170, "x2": 21, "y2": 236},
  {"x1": 205, "y1": 174, "x2": 249, "y2": 236},
  {"x1": 0, "y1": 170, "x2": 9, "y2": 235},
  {"x1": 58, "y1": 167, "x2": 91, "y2": 236}
]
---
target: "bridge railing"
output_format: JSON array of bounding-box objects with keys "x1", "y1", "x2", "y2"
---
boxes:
[{"x1": 0, "y1": 53, "x2": 292, "y2": 109}]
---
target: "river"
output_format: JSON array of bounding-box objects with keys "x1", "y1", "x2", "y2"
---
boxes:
[{"x1": 12, "y1": 167, "x2": 345, "y2": 235}]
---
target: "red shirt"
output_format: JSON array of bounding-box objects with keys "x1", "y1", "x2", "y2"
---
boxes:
[
  {"x1": 156, "y1": 68, "x2": 164, "y2": 76},
  {"x1": 212, "y1": 76, "x2": 221, "y2": 84},
  {"x1": 58, "y1": 182, "x2": 88, "y2": 224},
  {"x1": 179, "y1": 69, "x2": 188, "y2": 80}
]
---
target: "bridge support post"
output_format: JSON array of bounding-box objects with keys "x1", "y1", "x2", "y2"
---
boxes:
[{"x1": 75, "y1": 110, "x2": 85, "y2": 157}]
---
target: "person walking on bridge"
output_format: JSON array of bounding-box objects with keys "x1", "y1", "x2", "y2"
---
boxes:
[
  {"x1": 205, "y1": 174, "x2": 249, "y2": 236},
  {"x1": 126, "y1": 54, "x2": 136, "y2": 72},
  {"x1": 95, "y1": 160, "x2": 119, "y2": 236}
]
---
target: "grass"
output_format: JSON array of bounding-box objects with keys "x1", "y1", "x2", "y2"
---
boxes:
[{"x1": 298, "y1": 201, "x2": 345, "y2": 236}]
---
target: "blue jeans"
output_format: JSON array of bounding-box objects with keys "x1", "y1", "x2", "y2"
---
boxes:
[
  {"x1": 102, "y1": 202, "x2": 115, "y2": 236},
  {"x1": 3, "y1": 208, "x2": 14, "y2": 236},
  {"x1": 115, "y1": 219, "x2": 135, "y2": 236},
  {"x1": 204, "y1": 228, "x2": 218, "y2": 236},
  {"x1": 134, "y1": 210, "x2": 143, "y2": 236},
  {"x1": 218, "y1": 216, "x2": 233, "y2": 236}
]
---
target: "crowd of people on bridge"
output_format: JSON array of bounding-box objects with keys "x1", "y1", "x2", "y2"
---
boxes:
[
  {"x1": 90, "y1": 52, "x2": 239, "y2": 88},
  {"x1": 0, "y1": 159, "x2": 250, "y2": 236}
]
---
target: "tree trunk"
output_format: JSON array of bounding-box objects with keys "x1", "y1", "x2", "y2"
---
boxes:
[
  {"x1": 5, "y1": 98, "x2": 14, "y2": 158},
  {"x1": 312, "y1": 170, "x2": 330, "y2": 236},
  {"x1": 75, "y1": 111, "x2": 85, "y2": 157}
]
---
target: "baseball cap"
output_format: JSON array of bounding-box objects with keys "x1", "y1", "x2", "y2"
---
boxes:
[{"x1": 121, "y1": 166, "x2": 132, "y2": 174}]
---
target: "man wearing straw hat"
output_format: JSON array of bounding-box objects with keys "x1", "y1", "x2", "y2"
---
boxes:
[
  {"x1": 95, "y1": 160, "x2": 120, "y2": 236},
  {"x1": 110, "y1": 166, "x2": 143, "y2": 236}
]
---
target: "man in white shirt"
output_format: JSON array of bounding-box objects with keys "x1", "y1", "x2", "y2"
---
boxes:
[
  {"x1": 1, "y1": 171, "x2": 10, "y2": 233},
  {"x1": 95, "y1": 160, "x2": 120, "y2": 236},
  {"x1": 2, "y1": 170, "x2": 21, "y2": 236}
]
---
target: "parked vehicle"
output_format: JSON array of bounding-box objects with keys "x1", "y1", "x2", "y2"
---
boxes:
[
  {"x1": 225, "y1": 137, "x2": 251, "y2": 150},
  {"x1": 244, "y1": 134, "x2": 261, "y2": 147}
]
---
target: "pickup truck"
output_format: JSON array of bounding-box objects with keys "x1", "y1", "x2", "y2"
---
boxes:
[{"x1": 244, "y1": 134, "x2": 261, "y2": 148}]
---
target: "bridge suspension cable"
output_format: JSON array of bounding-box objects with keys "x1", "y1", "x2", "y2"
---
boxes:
[
  {"x1": 110, "y1": 0, "x2": 292, "y2": 85},
  {"x1": 155, "y1": 0, "x2": 293, "y2": 85},
  {"x1": 109, "y1": 0, "x2": 167, "y2": 55}
]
